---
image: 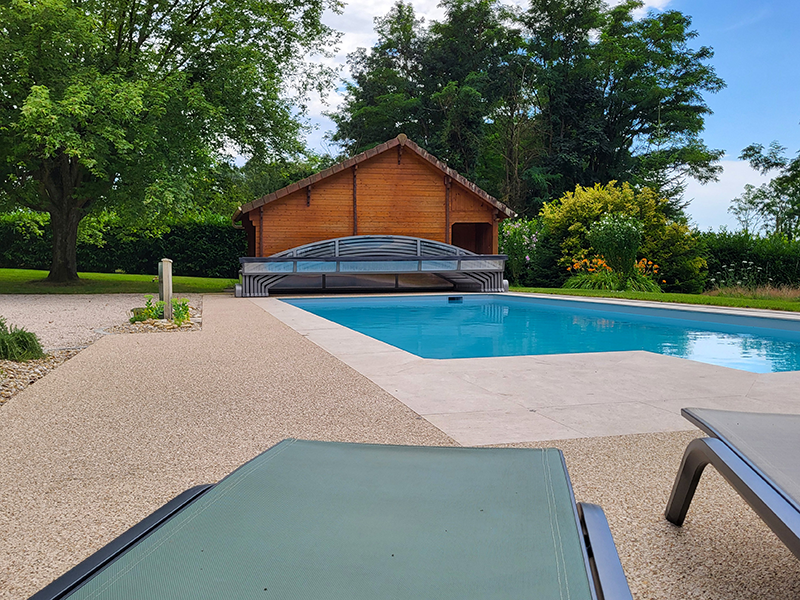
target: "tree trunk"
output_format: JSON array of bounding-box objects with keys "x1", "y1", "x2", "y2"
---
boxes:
[
  {"x1": 37, "y1": 154, "x2": 88, "y2": 282},
  {"x1": 47, "y1": 204, "x2": 82, "y2": 282}
]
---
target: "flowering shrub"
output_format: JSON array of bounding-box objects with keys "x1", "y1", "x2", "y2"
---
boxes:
[
  {"x1": 565, "y1": 269, "x2": 661, "y2": 292},
  {"x1": 587, "y1": 213, "x2": 642, "y2": 276},
  {"x1": 708, "y1": 260, "x2": 767, "y2": 290},
  {"x1": 635, "y1": 258, "x2": 661, "y2": 280},
  {"x1": 564, "y1": 254, "x2": 661, "y2": 292},
  {"x1": 499, "y1": 218, "x2": 540, "y2": 284},
  {"x1": 567, "y1": 257, "x2": 612, "y2": 274},
  {"x1": 539, "y1": 182, "x2": 706, "y2": 292}
]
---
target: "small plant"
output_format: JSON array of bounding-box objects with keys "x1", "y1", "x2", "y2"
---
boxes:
[
  {"x1": 0, "y1": 316, "x2": 45, "y2": 361},
  {"x1": 565, "y1": 270, "x2": 661, "y2": 292},
  {"x1": 129, "y1": 307, "x2": 148, "y2": 323},
  {"x1": 635, "y1": 258, "x2": 660, "y2": 279},
  {"x1": 563, "y1": 214, "x2": 661, "y2": 292},
  {"x1": 564, "y1": 269, "x2": 623, "y2": 291},
  {"x1": 143, "y1": 294, "x2": 165, "y2": 319},
  {"x1": 130, "y1": 295, "x2": 191, "y2": 325},
  {"x1": 708, "y1": 260, "x2": 767, "y2": 291},
  {"x1": 129, "y1": 294, "x2": 164, "y2": 322},
  {"x1": 567, "y1": 256, "x2": 613, "y2": 275},
  {"x1": 172, "y1": 298, "x2": 190, "y2": 325},
  {"x1": 565, "y1": 254, "x2": 661, "y2": 292}
]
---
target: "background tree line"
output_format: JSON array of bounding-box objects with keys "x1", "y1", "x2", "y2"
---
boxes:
[
  {"x1": 0, "y1": 0, "x2": 340, "y2": 281},
  {"x1": 329, "y1": 0, "x2": 724, "y2": 217},
  {"x1": 3, "y1": 0, "x2": 798, "y2": 293}
]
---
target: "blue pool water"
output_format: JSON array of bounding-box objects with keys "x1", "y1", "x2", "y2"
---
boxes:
[{"x1": 282, "y1": 294, "x2": 800, "y2": 373}]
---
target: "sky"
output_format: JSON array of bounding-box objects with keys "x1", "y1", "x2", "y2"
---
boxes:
[{"x1": 302, "y1": 0, "x2": 800, "y2": 231}]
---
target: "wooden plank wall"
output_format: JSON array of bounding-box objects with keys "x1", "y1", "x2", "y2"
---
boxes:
[
  {"x1": 357, "y1": 151, "x2": 446, "y2": 240},
  {"x1": 249, "y1": 147, "x2": 500, "y2": 256},
  {"x1": 252, "y1": 169, "x2": 353, "y2": 256}
]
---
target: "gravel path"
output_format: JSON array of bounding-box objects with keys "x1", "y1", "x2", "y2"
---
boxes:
[{"x1": 0, "y1": 294, "x2": 203, "y2": 405}]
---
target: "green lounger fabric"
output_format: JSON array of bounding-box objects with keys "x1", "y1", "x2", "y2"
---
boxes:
[
  {"x1": 66, "y1": 440, "x2": 594, "y2": 599},
  {"x1": 686, "y1": 408, "x2": 800, "y2": 511}
]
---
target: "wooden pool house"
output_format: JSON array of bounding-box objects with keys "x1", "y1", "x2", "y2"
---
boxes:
[{"x1": 233, "y1": 135, "x2": 516, "y2": 296}]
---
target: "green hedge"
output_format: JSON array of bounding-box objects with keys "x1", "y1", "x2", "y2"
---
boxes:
[
  {"x1": 0, "y1": 212, "x2": 246, "y2": 278},
  {"x1": 512, "y1": 228, "x2": 800, "y2": 292},
  {"x1": 700, "y1": 230, "x2": 800, "y2": 289}
]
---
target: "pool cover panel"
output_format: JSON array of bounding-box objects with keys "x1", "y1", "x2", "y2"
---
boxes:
[{"x1": 65, "y1": 440, "x2": 594, "y2": 600}]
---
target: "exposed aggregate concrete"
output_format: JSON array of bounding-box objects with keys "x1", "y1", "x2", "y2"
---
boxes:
[
  {"x1": 0, "y1": 294, "x2": 798, "y2": 599},
  {"x1": 0, "y1": 295, "x2": 454, "y2": 599},
  {"x1": 511, "y1": 433, "x2": 800, "y2": 599}
]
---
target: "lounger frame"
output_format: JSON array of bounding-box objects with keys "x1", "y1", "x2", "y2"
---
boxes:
[{"x1": 665, "y1": 408, "x2": 800, "y2": 560}]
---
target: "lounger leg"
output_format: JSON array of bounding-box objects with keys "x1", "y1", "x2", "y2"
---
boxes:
[
  {"x1": 665, "y1": 437, "x2": 800, "y2": 560},
  {"x1": 665, "y1": 438, "x2": 714, "y2": 526}
]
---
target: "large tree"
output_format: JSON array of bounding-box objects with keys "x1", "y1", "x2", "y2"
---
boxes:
[
  {"x1": 329, "y1": 2, "x2": 427, "y2": 153},
  {"x1": 0, "y1": 0, "x2": 339, "y2": 281},
  {"x1": 330, "y1": 0, "x2": 520, "y2": 180},
  {"x1": 332, "y1": 0, "x2": 723, "y2": 216},
  {"x1": 521, "y1": 0, "x2": 724, "y2": 212},
  {"x1": 730, "y1": 141, "x2": 800, "y2": 238}
]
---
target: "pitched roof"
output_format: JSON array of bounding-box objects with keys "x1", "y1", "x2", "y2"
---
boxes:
[{"x1": 232, "y1": 134, "x2": 517, "y2": 222}]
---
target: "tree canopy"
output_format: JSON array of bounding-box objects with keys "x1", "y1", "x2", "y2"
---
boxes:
[
  {"x1": 330, "y1": 0, "x2": 724, "y2": 216},
  {"x1": 729, "y1": 140, "x2": 800, "y2": 239},
  {"x1": 0, "y1": 0, "x2": 340, "y2": 280}
]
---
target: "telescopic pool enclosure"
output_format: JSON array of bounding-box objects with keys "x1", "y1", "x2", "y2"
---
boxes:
[{"x1": 235, "y1": 235, "x2": 508, "y2": 296}]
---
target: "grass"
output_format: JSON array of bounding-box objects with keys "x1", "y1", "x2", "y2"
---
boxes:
[
  {"x1": 4, "y1": 267, "x2": 798, "y2": 312},
  {"x1": 512, "y1": 286, "x2": 800, "y2": 313},
  {"x1": 0, "y1": 268, "x2": 238, "y2": 294}
]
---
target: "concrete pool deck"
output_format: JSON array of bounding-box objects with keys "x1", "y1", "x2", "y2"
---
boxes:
[{"x1": 253, "y1": 293, "x2": 800, "y2": 446}]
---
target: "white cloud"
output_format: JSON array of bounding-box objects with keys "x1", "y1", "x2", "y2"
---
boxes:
[{"x1": 684, "y1": 161, "x2": 772, "y2": 231}]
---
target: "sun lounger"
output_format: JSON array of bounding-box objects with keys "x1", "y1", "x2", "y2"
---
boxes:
[
  {"x1": 31, "y1": 439, "x2": 632, "y2": 600},
  {"x1": 666, "y1": 408, "x2": 800, "y2": 559}
]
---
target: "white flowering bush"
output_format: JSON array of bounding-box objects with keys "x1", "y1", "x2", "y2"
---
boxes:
[
  {"x1": 708, "y1": 260, "x2": 768, "y2": 290},
  {"x1": 586, "y1": 213, "x2": 642, "y2": 276},
  {"x1": 499, "y1": 218, "x2": 540, "y2": 284}
]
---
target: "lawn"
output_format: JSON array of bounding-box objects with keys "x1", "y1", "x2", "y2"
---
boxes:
[
  {"x1": 0, "y1": 269, "x2": 238, "y2": 294},
  {"x1": 513, "y1": 286, "x2": 800, "y2": 313},
  {"x1": 3, "y1": 268, "x2": 799, "y2": 312}
]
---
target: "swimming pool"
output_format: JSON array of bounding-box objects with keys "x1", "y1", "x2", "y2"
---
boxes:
[{"x1": 282, "y1": 294, "x2": 800, "y2": 373}]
